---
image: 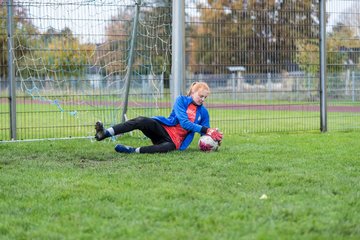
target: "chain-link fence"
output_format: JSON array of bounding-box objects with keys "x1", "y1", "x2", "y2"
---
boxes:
[
  {"x1": 327, "y1": 0, "x2": 360, "y2": 131},
  {"x1": 1, "y1": 0, "x2": 359, "y2": 141}
]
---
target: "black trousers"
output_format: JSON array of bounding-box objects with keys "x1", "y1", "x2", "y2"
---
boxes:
[{"x1": 112, "y1": 116, "x2": 176, "y2": 153}]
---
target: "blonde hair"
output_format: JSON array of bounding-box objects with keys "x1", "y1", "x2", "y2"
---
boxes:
[{"x1": 187, "y1": 82, "x2": 210, "y2": 96}]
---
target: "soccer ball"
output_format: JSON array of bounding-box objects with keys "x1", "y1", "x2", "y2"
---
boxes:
[{"x1": 198, "y1": 135, "x2": 219, "y2": 152}]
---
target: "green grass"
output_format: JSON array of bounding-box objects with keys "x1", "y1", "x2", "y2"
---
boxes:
[
  {"x1": 2, "y1": 96, "x2": 360, "y2": 140},
  {"x1": 1, "y1": 132, "x2": 359, "y2": 239},
  {"x1": 2, "y1": 101, "x2": 360, "y2": 140}
]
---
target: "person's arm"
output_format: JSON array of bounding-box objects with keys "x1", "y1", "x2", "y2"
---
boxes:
[
  {"x1": 173, "y1": 96, "x2": 205, "y2": 133},
  {"x1": 199, "y1": 107, "x2": 223, "y2": 141},
  {"x1": 198, "y1": 108, "x2": 210, "y2": 135}
]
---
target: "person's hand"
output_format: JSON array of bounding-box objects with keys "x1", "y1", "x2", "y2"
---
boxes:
[{"x1": 206, "y1": 128, "x2": 223, "y2": 142}]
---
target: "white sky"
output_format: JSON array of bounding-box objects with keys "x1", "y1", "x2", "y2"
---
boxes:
[
  {"x1": 28, "y1": 1, "x2": 124, "y2": 43},
  {"x1": 26, "y1": 0, "x2": 353, "y2": 44},
  {"x1": 327, "y1": 0, "x2": 353, "y2": 26}
]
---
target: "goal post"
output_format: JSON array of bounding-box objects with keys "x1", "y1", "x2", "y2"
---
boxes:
[
  {"x1": 121, "y1": 0, "x2": 141, "y2": 123},
  {"x1": 171, "y1": 0, "x2": 185, "y2": 105}
]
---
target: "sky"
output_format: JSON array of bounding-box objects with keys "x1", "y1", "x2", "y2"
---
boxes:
[
  {"x1": 327, "y1": 0, "x2": 353, "y2": 26},
  {"x1": 24, "y1": 0, "x2": 353, "y2": 44}
]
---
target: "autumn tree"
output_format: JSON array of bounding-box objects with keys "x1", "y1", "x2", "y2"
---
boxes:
[
  {"x1": 0, "y1": 2, "x2": 38, "y2": 80},
  {"x1": 95, "y1": 7, "x2": 133, "y2": 76},
  {"x1": 296, "y1": 2, "x2": 360, "y2": 75},
  {"x1": 188, "y1": 0, "x2": 320, "y2": 74},
  {"x1": 135, "y1": 3, "x2": 172, "y2": 77},
  {"x1": 21, "y1": 27, "x2": 94, "y2": 82},
  {"x1": 11, "y1": 26, "x2": 94, "y2": 93},
  {"x1": 334, "y1": 3, "x2": 360, "y2": 66},
  {"x1": 96, "y1": 1, "x2": 172, "y2": 79},
  {"x1": 45, "y1": 30, "x2": 94, "y2": 77}
]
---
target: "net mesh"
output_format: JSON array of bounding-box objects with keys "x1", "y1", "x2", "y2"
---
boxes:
[{"x1": 10, "y1": 0, "x2": 172, "y2": 139}]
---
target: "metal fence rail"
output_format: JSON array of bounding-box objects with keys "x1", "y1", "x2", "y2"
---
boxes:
[{"x1": 0, "y1": 0, "x2": 360, "y2": 141}]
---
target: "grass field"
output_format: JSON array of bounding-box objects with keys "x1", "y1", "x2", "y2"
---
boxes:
[
  {"x1": 1, "y1": 94, "x2": 360, "y2": 140},
  {"x1": 1, "y1": 131, "x2": 359, "y2": 239}
]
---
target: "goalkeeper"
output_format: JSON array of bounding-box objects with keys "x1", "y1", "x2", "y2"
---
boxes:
[{"x1": 94, "y1": 82, "x2": 223, "y2": 153}]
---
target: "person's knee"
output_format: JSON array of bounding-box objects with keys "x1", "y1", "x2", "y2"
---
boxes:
[
  {"x1": 133, "y1": 116, "x2": 145, "y2": 121},
  {"x1": 130, "y1": 116, "x2": 147, "y2": 125},
  {"x1": 164, "y1": 142, "x2": 176, "y2": 151},
  {"x1": 136, "y1": 116, "x2": 157, "y2": 126}
]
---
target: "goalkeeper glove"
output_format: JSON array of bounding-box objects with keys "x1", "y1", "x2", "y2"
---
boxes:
[{"x1": 206, "y1": 128, "x2": 223, "y2": 142}]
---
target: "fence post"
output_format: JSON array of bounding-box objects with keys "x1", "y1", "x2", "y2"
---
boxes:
[
  {"x1": 121, "y1": 0, "x2": 141, "y2": 123},
  {"x1": 319, "y1": 0, "x2": 327, "y2": 132},
  {"x1": 352, "y1": 71, "x2": 355, "y2": 102},
  {"x1": 7, "y1": 0, "x2": 16, "y2": 140}
]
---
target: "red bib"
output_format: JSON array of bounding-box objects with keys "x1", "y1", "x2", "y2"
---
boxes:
[{"x1": 163, "y1": 103, "x2": 197, "y2": 149}]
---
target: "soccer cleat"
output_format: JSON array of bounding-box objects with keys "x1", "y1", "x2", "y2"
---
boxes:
[
  {"x1": 94, "y1": 121, "x2": 109, "y2": 141},
  {"x1": 114, "y1": 144, "x2": 135, "y2": 154}
]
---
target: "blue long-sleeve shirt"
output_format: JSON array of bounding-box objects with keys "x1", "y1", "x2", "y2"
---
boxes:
[{"x1": 152, "y1": 95, "x2": 210, "y2": 150}]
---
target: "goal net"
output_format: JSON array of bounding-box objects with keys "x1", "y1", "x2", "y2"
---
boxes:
[{"x1": 8, "y1": 0, "x2": 172, "y2": 139}]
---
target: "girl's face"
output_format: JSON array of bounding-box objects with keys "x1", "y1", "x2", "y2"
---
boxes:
[{"x1": 191, "y1": 89, "x2": 209, "y2": 105}]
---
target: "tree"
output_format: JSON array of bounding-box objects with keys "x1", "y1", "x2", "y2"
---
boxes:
[
  {"x1": 296, "y1": 1, "x2": 360, "y2": 75},
  {"x1": 95, "y1": 7, "x2": 133, "y2": 76},
  {"x1": 95, "y1": 1, "x2": 172, "y2": 80},
  {"x1": 188, "y1": 0, "x2": 320, "y2": 74},
  {"x1": 0, "y1": 6, "x2": 6, "y2": 79},
  {"x1": 135, "y1": 2, "x2": 172, "y2": 77},
  {"x1": 334, "y1": 3, "x2": 360, "y2": 67},
  {"x1": 34, "y1": 28, "x2": 95, "y2": 78},
  {"x1": 14, "y1": 26, "x2": 95, "y2": 94},
  {"x1": 0, "y1": 3, "x2": 38, "y2": 80}
]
